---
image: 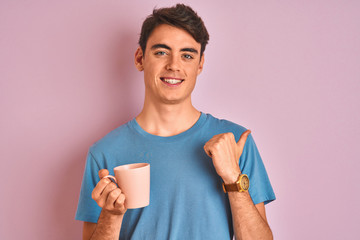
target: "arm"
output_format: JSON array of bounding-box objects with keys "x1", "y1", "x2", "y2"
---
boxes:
[
  {"x1": 228, "y1": 186, "x2": 272, "y2": 239},
  {"x1": 83, "y1": 169, "x2": 127, "y2": 240},
  {"x1": 83, "y1": 211, "x2": 124, "y2": 240},
  {"x1": 204, "y1": 131, "x2": 273, "y2": 240}
]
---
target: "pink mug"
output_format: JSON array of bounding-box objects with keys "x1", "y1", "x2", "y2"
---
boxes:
[{"x1": 104, "y1": 163, "x2": 150, "y2": 209}]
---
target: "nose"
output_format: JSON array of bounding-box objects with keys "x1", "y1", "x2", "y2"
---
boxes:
[{"x1": 166, "y1": 55, "x2": 180, "y2": 71}]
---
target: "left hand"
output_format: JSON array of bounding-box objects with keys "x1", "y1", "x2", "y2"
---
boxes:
[{"x1": 204, "y1": 130, "x2": 251, "y2": 184}]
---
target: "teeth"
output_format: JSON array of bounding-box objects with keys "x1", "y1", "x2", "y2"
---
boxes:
[{"x1": 163, "y1": 78, "x2": 182, "y2": 84}]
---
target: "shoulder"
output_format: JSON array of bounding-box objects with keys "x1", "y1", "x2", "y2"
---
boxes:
[
  {"x1": 89, "y1": 120, "x2": 134, "y2": 155},
  {"x1": 203, "y1": 113, "x2": 248, "y2": 137}
]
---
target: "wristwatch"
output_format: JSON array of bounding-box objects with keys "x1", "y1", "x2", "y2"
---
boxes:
[{"x1": 222, "y1": 174, "x2": 250, "y2": 193}]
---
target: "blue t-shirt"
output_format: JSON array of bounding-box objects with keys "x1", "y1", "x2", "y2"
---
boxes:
[{"x1": 75, "y1": 113, "x2": 275, "y2": 239}]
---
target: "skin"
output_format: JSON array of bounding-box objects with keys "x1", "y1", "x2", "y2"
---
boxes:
[
  {"x1": 134, "y1": 24, "x2": 204, "y2": 137},
  {"x1": 83, "y1": 169, "x2": 126, "y2": 240},
  {"x1": 204, "y1": 131, "x2": 273, "y2": 240},
  {"x1": 83, "y1": 24, "x2": 273, "y2": 240}
]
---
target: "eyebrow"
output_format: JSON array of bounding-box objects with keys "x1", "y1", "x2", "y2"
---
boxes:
[{"x1": 151, "y1": 44, "x2": 199, "y2": 54}]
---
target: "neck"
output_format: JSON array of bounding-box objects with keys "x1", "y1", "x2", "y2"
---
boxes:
[{"x1": 136, "y1": 98, "x2": 200, "y2": 137}]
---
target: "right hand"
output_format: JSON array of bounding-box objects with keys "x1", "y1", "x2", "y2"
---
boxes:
[{"x1": 91, "y1": 169, "x2": 127, "y2": 215}]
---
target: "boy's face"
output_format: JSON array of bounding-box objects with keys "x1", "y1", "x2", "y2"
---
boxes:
[{"x1": 135, "y1": 24, "x2": 204, "y2": 105}]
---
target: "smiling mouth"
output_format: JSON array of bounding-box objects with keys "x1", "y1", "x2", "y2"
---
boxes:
[{"x1": 160, "y1": 77, "x2": 184, "y2": 85}]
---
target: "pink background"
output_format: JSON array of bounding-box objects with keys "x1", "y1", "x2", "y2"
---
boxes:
[{"x1": 1, "y1": 1, "x2": 359, "y2": 239}]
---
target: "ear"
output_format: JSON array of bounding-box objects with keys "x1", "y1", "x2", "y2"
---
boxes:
[
  {"x1": 134, "y1": 47, "x2": 144, "y2": 71},
  {"x1": 197, "y1": 54, "x2": 205, "y2": 75}
]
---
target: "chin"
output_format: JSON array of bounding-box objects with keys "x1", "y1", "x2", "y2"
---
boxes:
[
  {"x1": 160, "y1": 98, "x2": 183, "y2": 105},
  {"x1": 157, "y1": 92, "x2": 191, "y2": 105}
]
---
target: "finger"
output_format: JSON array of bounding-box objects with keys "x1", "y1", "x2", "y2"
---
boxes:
[
  {"x1": 97, "y1": 182, "x2": 118, "y2": 207},
  {"x1": 101, "y1": 182, "x2": 118, "y2": 197},
  {"x1": 203, "y1": 145, "x2": 212, "y2": 158},
  {"x1": 92, "y1": 179, "x2": 108, "y2": 201},
  {"x1": 114, "y1": 193, "x2": 126, "y2": 209},
  {"x1": 105, "y1": 188, "x2": 121, "y2": 209},
  {"x1": 92, "y1": 178, "x2": 114, "y2": 202},
  {"x1": 236, "y1": 130, "x2": 251, "y2": 149},
  {"x1": 99, "y1": 169, "x2": 109, "y2": 179}
]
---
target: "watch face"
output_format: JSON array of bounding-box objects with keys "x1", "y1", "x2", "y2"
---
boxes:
[{"x1": 241, "y1": 175, "x2": 249, "y2": 190}]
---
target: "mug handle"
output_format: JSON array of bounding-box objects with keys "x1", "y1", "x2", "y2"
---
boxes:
[{"x1": 103, "y1": 175, "x2": 118, "y2": 184}]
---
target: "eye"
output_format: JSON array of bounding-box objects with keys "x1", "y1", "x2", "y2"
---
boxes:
[
  {"x1": 155, "y1": 51, "x2": 167, "y2": 56},
  {"x1": 183, "y1": 54, "x2": 194, "y2": 59}
]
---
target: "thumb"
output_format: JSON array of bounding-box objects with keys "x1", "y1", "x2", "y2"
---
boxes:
[
  {"x1": 237, "y1": 130, "x2": 251, "y2": 152},
  {"x1": 98, "y1": 169, "x2": 110, "y2": 179}
]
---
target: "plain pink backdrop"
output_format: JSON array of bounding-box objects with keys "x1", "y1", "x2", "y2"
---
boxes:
[{"x1": 1, "y1": 1, "x2": 359, "y2": 239}]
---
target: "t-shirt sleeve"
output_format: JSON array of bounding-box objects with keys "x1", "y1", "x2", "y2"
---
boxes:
[
  {"x1": 75, "y1": 151, "x2": 102, "y2": 223},
  {"x1": 239, "y1": 134, "x2": 276, "y2": 205}
]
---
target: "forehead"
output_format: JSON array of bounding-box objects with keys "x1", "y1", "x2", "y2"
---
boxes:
[{"x1": 146, "y1": 24, "x2": 201, "y2": 50}]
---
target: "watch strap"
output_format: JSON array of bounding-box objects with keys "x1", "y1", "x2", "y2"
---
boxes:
[
  {"x1": 222, "y1": 174, "x2": 249, "y2": 193},
  {"x1": 222, "y1": 182, "x2": 239, "y2": 192}
]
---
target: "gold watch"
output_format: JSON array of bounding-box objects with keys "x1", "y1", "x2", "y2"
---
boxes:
[{"x1": 222, "y1": 174, "x2": 250, "y2": 193}]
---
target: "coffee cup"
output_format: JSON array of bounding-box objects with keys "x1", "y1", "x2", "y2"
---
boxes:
[{"x1": 104, "y1": 163, "x2": 150, "y2": 209}]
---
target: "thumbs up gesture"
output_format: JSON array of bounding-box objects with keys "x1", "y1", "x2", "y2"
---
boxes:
[{"x1": 204, "y1": 130, "x2": 251, "y2": 184}]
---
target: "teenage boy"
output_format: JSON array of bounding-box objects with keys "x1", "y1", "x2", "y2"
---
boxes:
[{"x1": 76, "y1": 4, "x2": 275, "y2": 240}]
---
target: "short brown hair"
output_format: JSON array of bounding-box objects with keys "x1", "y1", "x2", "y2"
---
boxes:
[{"x1": 138, "y1": 4, "x2": 209, "y2": 58}]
